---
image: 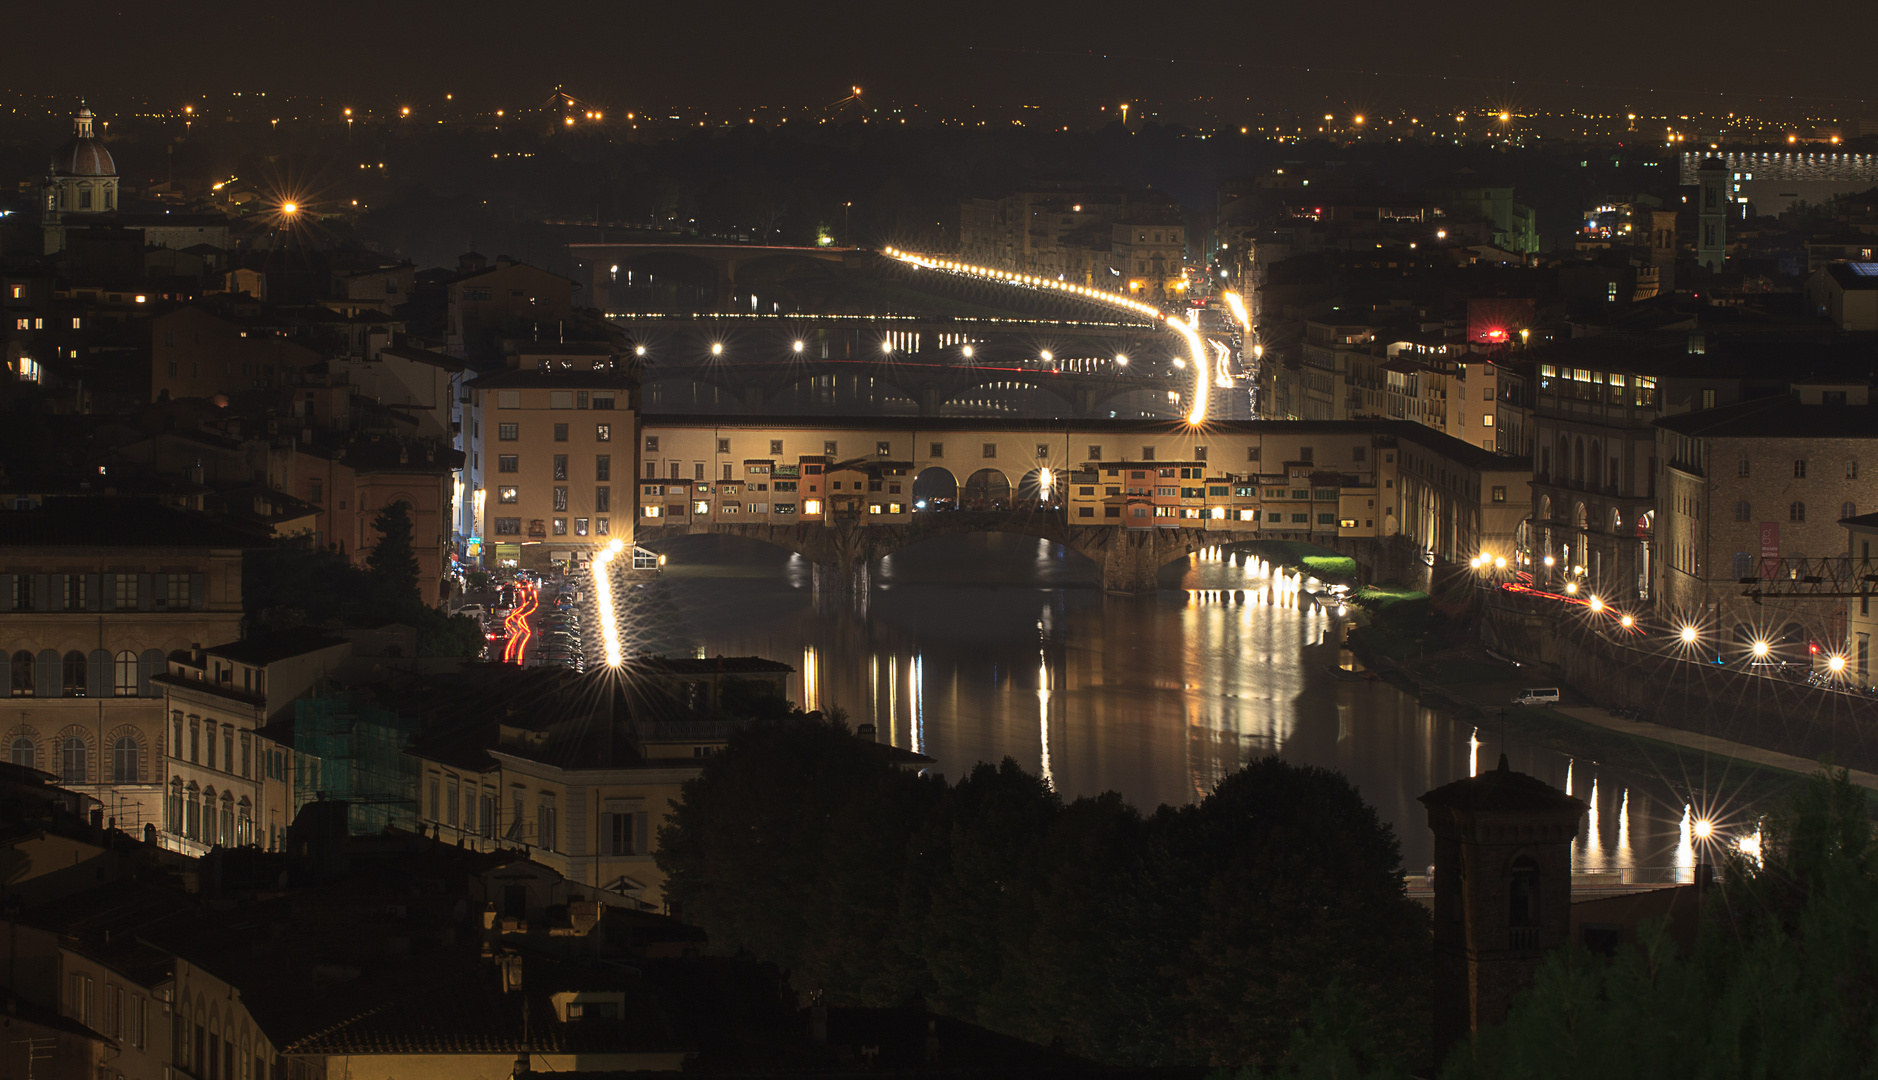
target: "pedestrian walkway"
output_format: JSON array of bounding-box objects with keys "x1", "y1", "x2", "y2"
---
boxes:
[{"x1": 1555, "y1": 706, "x2": 1878, "y2": 792}]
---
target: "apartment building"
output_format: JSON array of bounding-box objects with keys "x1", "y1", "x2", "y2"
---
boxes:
[
  {"x1": 1654, "y1": 385, "x2": 1878, "y2": 655},
  {"x1": 464, "y1": 345, "x2": 636, "y2": 569},
  {"x1": 0, "y1": 499, "x2": 253, "y2": 832},
  {"x1": 153, "y1": 629, "x2": 355, "y2": 855}
]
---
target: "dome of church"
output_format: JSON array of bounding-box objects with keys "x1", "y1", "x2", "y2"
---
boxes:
[{"x1": 51, "y1": 107, "x2": 114, "y2": 178}]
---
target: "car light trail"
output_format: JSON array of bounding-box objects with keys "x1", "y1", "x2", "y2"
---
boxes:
[
  {"x1": 1222, "y1": 291, "x2": 1250, "y2": 332},
  {"x1": 1208, "y1": 339, "x2": 1235, "y2": 388},
  {"x1": 593, "y1": 538, "x2": 626, "y2": 667},
  {"x1": 501, "y1": 582, "x2": 538, "y2": 664},
  {"x1": 1165, "y1": 317, "x2": 1210, "y2": 424},
  {"x1": 883, "y1": 246, "x2": 1217, "y2": 424}
]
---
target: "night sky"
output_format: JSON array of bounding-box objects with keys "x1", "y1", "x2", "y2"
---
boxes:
[{"x1": 15, "y1": 0, "x2": 1878, "y2": 118}]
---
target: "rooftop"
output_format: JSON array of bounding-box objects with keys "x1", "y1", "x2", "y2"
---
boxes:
[
  {"x1": 0, "y1": 497, "x2": 266, "y2": 549},
  {"x1": 204, "y1": 628, "x2": 351, "y2": 667},
  {"x1": 1655, "y1": 394, "x2": 1878, "y2": 439}
]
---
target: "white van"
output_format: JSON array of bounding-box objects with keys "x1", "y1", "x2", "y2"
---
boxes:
[{"x1": 1511, "y1": 688, "x2": 1561, "y2": 706}]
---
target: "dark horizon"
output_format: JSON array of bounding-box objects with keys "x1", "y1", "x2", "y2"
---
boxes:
[{"x1": 16, "y1": 0, "x2": 1878, "y2": 121}]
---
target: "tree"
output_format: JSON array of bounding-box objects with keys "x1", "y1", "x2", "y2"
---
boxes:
[
  {"x1": 658, "y1": 737, "x2": 1429, "y2": 1071},
  {"x1": 367, "y1": 500, "x2": 422, "y2": 609}
]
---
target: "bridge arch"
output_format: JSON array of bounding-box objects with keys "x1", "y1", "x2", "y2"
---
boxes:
[
  {"x1": 911, "y1": 466, "x2": 958, "y2": 510},
  {"x1": 939, "y1": 380, "x2": 1079, "y2": 418},
  {"x1": 961, "y1": 468, "x2": 1012, "y2": 511},
  {"x1": 768, "y1": 372, "x2": 920, "y2": 415},
  {"x1": 638, "y1": 373, "x2": 751, "y2": 414},
  {"x1": 1090, "y1": 386, "x2": 1181, "y2": 419}
]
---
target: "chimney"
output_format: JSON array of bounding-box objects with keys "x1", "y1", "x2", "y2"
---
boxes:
[
  {"x1": 458, "y1": 252, "x2": 487, "y2": 273},
  {"x1": 496, "y1": 255, "x2": 515, "y2": 268},
  {"x1": 496, "y1": 951, "x2": 524, "y2": 994}
]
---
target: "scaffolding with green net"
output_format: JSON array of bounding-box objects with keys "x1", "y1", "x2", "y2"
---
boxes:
[{"x1": 292, "y1": 690, "x2": 420, "y2": 836}]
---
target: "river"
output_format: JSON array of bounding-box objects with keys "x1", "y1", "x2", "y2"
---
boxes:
[{"x1": 631, "y1": 531, "x2": 1749, "y2": 879}]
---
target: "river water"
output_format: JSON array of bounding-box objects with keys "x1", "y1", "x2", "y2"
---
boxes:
[{"x1": 632, "y1": 532, "x2": 1749, "y2": 879}]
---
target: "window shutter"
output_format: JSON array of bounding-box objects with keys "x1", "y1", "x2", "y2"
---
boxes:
[
  {"x1": 0, "y1": 574, "x2": 12, "y2": 612},
  {"x1": 88, "y1": 650, "x2": 112, "y2": 698},
  {"x1": 190, "y1": 574, "x2": 206, "y2": 610},
  {"x1": 87, "y1": 574, "x2": 105, "y2": 611},
  {"x1": 633, "y1": 812, "x2": 648, "y2": 856},
  {"x1": 34, "y1": 574, "x2": 52, "y2": 611},
  {"x1": 36, "y1": 650, "x2": 60, "y2": 698},
  {"x1": 139, "y1": 649, "x2": 165, "y2": 698},
  {"x1": 138, "y1": 574, "x2": 156, "y2": 612}
]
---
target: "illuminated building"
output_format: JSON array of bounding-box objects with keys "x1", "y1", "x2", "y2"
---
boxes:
[
  {"x1": 463, "y1": 343, "x2": 636, "y2": 570},
  {"x1": 41, "y1": 104, "x2": 118, "y2": 256}
]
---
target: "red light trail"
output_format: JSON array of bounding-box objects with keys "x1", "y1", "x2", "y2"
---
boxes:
[{"x1": 500, "y1": 582, "x2": 539, "y2": 664}]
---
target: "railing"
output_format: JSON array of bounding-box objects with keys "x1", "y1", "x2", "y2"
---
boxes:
[{"x1": 1507, "y1": 927, "x2": 1539, "y2": 950}]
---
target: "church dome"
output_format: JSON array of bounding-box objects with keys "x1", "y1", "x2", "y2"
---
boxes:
[{"x1": 51, "y1": 107, "x2": 114, "y2": 178}]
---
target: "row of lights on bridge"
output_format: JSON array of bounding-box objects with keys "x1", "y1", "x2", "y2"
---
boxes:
[{"x1": 632, "y1": 341, "x2": 1130, "y2": 364}]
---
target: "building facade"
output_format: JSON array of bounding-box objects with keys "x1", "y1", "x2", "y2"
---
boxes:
[{"x1": 1, "y1": 500, "x2": 252, "y2": 832}]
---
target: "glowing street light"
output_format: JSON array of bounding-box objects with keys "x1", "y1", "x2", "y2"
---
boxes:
[
  {"x1": 1829, "y1": 653, "x2": 1848, "y2": 673},
  {"x1": 1752, "y1": 640, "x2": 1771, "y2": 658},
  {"x1": 1692, "y1": 818, "x2": 1714, "y2": 840},
  {"x1": 281, "y1": 202, "x2": 298, "y2": 214},
  {"x1": 961, "y1": 344, "x2": 975, "y2": 359},
  {"x1": 634, "y1": 344, "x2": 647, "y2": 357},
  {"x1": 1038, "y1": 467, "x2": 1054, "y2": 501},
  {"x1": 1565, "y1": 581, "x2": 1579, "y2": 595},
  {"x1": 1620, "y1": 614, "x2": 1635, "y2": 629},
  {"x1": 792, "y1": 339, "x2": 805, "y2": 353},
  {"x1": 1493, "y1": 556, "x2": 1507, "y2": 570},
  {"x1": 1588, "y1": 595, "x2": 1604, "y2": 613},
  {"x1": 1115, "y1": 353, "x2": 1128, "y2": 366},
  {"x1": 710, "y1": 342, "x2": 724, "y2": 356},
  {"x1": 1680, "y1": 625, "x2": 1699, "y2": 644}
]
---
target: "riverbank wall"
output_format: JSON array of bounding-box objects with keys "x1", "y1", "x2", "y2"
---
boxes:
[{"x1": 1482, "y1": 600, "x2": 1878, "y2": 774}]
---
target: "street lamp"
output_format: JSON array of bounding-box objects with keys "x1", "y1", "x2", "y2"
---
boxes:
[{"x1": 792, "y1": 340, "x2": 805, "y2": 353}]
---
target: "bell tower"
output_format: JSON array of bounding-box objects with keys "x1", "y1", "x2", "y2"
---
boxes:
[
  {"x1": 1695, "y1": 156, "x2": 1728, "y2": 273},
  {"x1": 1420, "y1": 755, "x2": 1585, "y2": 1060},
  {"x1": 1649, "y1": 209, "x2": 1679, "y2": 297}
]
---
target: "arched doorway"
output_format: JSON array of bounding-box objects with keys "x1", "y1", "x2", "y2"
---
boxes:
[
  {"x1": 1016, "y1": 468, "x2": 1056, "y2": 506},
  {"x1": 912, "y1": 467, "x2": 958, "y2": 511},
  {"x1": 961, "y1": 469, "x2": 1011, "y2": 511}
]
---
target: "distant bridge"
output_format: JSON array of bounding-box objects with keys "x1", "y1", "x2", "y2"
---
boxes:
[{"x1": 637, "y1": 358, "x2": 1186, "y2": 419}]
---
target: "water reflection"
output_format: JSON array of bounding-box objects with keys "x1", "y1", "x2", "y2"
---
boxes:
[{"x1": 643, "y1": 532, "x2": 1743, "y2": 876}]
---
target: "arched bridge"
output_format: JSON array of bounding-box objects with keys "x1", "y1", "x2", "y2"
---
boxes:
[
  {"x1": 638, "y1": 358, "x2": 1185, "y2": 419},
  {"x1": 571, "y1": 242, "x2": 867, "y2": 310}
]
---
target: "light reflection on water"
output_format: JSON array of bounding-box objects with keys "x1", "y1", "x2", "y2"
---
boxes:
[{"x1": 644, "y1": 532, "x2": 1733, "y2": 878}]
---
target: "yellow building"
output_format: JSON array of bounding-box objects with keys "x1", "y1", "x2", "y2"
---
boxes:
[
  {"x1": 154, "y1": 629, "x2": 359, "y2": 856},
  {"x1": 407, "y1": 659, "x2": 793, "y2": 911},
  {"x1": 466, "y1": 356, "x2": 637, "y2": 570},
  {"x1": 1, "y1": 498, "x2": 254, "y2": 834}
]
